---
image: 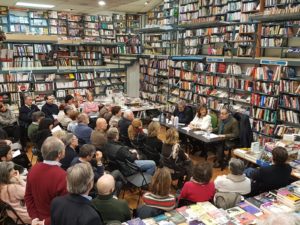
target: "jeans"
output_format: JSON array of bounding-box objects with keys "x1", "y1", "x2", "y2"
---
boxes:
[{"x1": 135, "y1": 160, "x2": 156, "y2": 175}]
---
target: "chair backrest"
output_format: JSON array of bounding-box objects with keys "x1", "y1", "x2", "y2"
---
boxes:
[
  {"x1": 0, "y1": 200, "x2": 26, "y2": 225},
  {"x1": 209, "y1": 112, "x2": 218, "y2": 129}
]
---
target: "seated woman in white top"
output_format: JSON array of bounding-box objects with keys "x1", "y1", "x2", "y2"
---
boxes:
[{"x1": 188, "y1": 106, "x2": 212, "y2": 132}]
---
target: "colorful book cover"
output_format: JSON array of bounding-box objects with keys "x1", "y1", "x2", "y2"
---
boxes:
[
  {"x1": 238, "y1": 202, "x2": 263, "y2": 217},
  {"x1": 127, "y1": 218, "x2": 146, "y2": 225},
  {"x1": 226, "y1": 206, "x2": 245, "y2": 217},
  {"x1": 165, "y1": 211, "x2": 186, "y2": 224},
  {"x1": 154, "y1": 214, "x2": 168, "y2": 222},
  {"x1": 234, "y1": 212, "x2": 257, "y2": 225}
]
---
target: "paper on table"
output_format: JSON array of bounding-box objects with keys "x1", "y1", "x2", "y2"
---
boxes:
[
  {"x1": 181, "y1": 126, "x2": 191, "y2": 131},
  {"x1": 193, "y1": 130, "x2": 205, "y2": 135},
  {"x1": 12, "y1": 150, "x2": 21, "y2": 158},
  {"x1": 51, "y1": 125, "x2": 62, "y2": 134},
  {"x1": 52, "y1": 114, "x2": 58, "y2": 120},
  {"x1": 203, "y1": 133, "x2": 219, "y2": 139}
]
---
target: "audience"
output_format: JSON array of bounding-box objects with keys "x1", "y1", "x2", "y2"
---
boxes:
[
  {"x1": 188, "y1": 106, "x2": 212, "y2": 131},
  {"x1": 74, "y1": 113, "x2": 93, "y2": 144},
  {"x1": 0, "y1": 142, "x2": 13, "y2": 162},
  {"x1": 109, "y1": 106, "x2": 122, "y2": 128},
  {"x1": 145, "y1": 121, "x2": 163, "y2": 154},
  {"x1": 0, "y1": 103, "x2": 20, "y2": 142},
  {"x1": 27, "y1": 111, "x2": 45, "y2": 141},
  {"x1": 64, "y1": 95, "x2": 77, "y2": 112},
  {"x1": 246, "y1": 147, "x2": 292, "y2": 195},
  {"x1": 41, "y1": 95, "x2": 59, "y2": 121},
  {"x1": 173, "y1": 100, "x2": 193, "y2": 124},
  {"x1": 213, "y1": 108, "x2": 239, "y2": 168},
  {"x1": 103, "y1": 127, "x2": 156, "y2": 176},
  {"x1": 92, "y1": 174, "x2": 131, "y2": 223},
  {"x1": 162, "y1": 128, "x2": 192, "y2": 188},
  {"x1": 0, "y1": 161, "x2": 31, "y2": 224},
  {"x1": 90, "y1": 118, "x2": 108, "y2": 150},
  {"x1": 83, "y1": 92, "x2": 99, "y2": 117},
  {"x1": 25, "y1": 137, "x2": 67, "y2": 225},
  {"x1": 51, "y1": 162, "x2": 103, "y2": 225},
  {"x1": 60, "y1": 133, "x2": 78, "y2": 170},
  {"x1": 58, "y1": 105, "x2": 73, "y2": 129},
  {"x1": 99, "y1": 103, "x2": 112, "y2": 122},
  {"x1": 118, "y1": 109, "x2": 134, "y2": 146},
  {"x1": 128, "y1": 118, "x2": 146, "y2": 150},
  {"x1": 67, "y1": 110, "x2": 79, "y2": 133},
  {"x1": 178, "y1": 162, "x2": 215, "y2": 203}
]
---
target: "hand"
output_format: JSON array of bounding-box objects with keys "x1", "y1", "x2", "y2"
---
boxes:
[
  {"x1": 219, "y1": 134, "x2": 226, "y2": 138},
  {"x1": 10, "y1": 170, "x2": 20, "y2": 183},
  {"x1": 95, "y1": 151, "x2": 103, "y2": 163},
  {"x1": 31, "y1": 218, "x2": 45, "y2": 225}
]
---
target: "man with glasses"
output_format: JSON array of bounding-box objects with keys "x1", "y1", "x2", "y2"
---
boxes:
[{"x1": 173, "y1": 100, "x2": 193, "y2": 124}]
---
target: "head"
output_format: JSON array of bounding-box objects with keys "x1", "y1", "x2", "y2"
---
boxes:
[
  {"x1": 65, "y1": 95, "x2": 74, "y2": 105},
  {"x1": 86, "y1": 92, "x2": 94, "y2": 102},
  {"x1": 128, "y1": 118, "x2": 142, "y2": 140},
  {"x1": 96, "y1": 174, "x2": 115, "y2": 195},
  {"x1": 257, "y1": 213, "x2": 300, "y2": 225},
  {"x1": 53, "y1": 130, "x2": 67, "y2": 140},
  {"x1": 165, "y1": 128, "x2": 179, "y2": 145},
  {"x1": 69, "y1": 110, "x2": 79, "y2": 121},
  {"x1": 67, "y1": 162, "x2": 94, "y2": 195},
  {"x1": 45, "y1": 95, "x2": 55, "y2": 105},
  {"x1": 148, "y1": 121, "x2": 160, "y2": 138},
  {"x1": 38, "y1": 118, "x2": 54, "y2": 131},
  {"x1": 192, "y1": 162, "x2": 213, "y2": 184},
  {"x1": 151, "y1": 167, "x2": 172, "y2": 196},
  {"x1": 96, "y1": 118, "x2": 108, "y2": 131},
  {"x1": 31, "y1": 111, "x2": 45, "y2": 123},
  {"x1": 62, "y1": 133, "x2": 78, "y2": 148},
  {"x1": 0, "y1": 161, "x2": 15, "y2": 184},
  {"x1": 41, "y1": 136, "x2": 65, "y2": 161},
  {"x1": 220, "y1": 108, "x2": 230, "y2": 121},
  {"x1": 64, "y1": 105, "x2": 73, "y2": 116},
  {"x1": 24, "y1": 96, "x2": 33, "y2": 106},
  {"x1": 229, "y1": 158, "x2": 245, "y2": 176},
  {"x1": 77, "y1": 113, "x2": 89, "y2": 125},
  {"x1": 177, "y1": 100, "x2": 186, "y2": 112},
  {"x1": 0, "y1": 143, "x2": 12, "y2": 162},
  {"x1": 59, "y1": 103, "x2": 65, "y2": 111},
  {"x1": 197, "y1": 106, "x2": 208, "y2": 118},
  {"x1": 123, "y1": 110, "x2": 134, "y2": 121},
  {"x1": 78, "y1": 144, "x2": 96, "y2": 162},
  {"x1": 0, "y1": 103, "x2": 7, "y2": 113},
  {"x1": 272, "y1": 147, "x2": 288, "y2": 165},
  {"x1": 106, "y1": 127, "x2": 119, "y2": 141},
  {"x1": 111, "y1": 106, "x2": 122, "y2": 117}
]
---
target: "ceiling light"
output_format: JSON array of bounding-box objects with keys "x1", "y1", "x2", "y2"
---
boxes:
[
  {"x1": 145, "y1": 1, "x2": 149, "y2": 5},
  {"x1": 16, "y1": 2, "x2": 55, "y2": 8},
  {"x1": 98, "y1": 1, "x2": 106, "y2": 6}
]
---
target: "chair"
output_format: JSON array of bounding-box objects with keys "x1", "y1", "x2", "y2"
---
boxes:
[{"x1": 0, "y1": 200, "x2": 26, "y2": 225}]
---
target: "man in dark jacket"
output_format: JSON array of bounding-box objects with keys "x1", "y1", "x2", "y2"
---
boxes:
[
  {"x1": 173, "y1": 100, "x2": 193, "y2": 124},
  {"x1": 42, "y1": 95, "x2": 59, "y2": 120},
  {"x1": 51, "y1": 162, "x2": 103, "y2": 225},
  {"x1": 118, "y1": 109, "x2": 134, "y2": 146},
  {"x1": 213, "y1": 108, "x2": 239, "y2": 168}
]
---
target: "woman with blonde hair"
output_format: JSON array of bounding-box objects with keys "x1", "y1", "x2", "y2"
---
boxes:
[
  {"x1": 145, "y1": 121, "x2": 163, "y2": 153},
  {"x1": 162, "y1": 128, "x2": 192, "y2": 188},
  {"x1": 128, "y1": 118, "x2": 146, "y2": 150}
]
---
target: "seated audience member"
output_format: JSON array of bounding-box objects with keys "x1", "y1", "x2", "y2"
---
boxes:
[
  {"x1": 92, "y1": 174, "x2": 131, "y2": 223},
  {"x1": 162, "y1": 128, "x2": 192, "y2": 188},
  {"x1": 74, "y1": 94, "x2": 84, "y2": 110},
  {"x1": 70, "y1": 144, "x2": 104, "y2": 182},
  {"x1": 51, "y1": 163, "x2": 102, "y2": 225},
  {"x1": 19, "y1": 96, "x2": 40, "y2": 148},
  {"x1": 58, "y1": 105, "x2": 73, "y2": 129},
  {"x1": 128, "y1": 118, "x2": 147, "y2": 150},
  {"x1": 0, "y1": 161, "x2": 31, "y2": 224},
  {"x1": 173, "y1": 100, "x2": 193, "y2": 124},
  {"x1": 74, "y1": 113, "x2": 93, "y2": 144},
  {"x1": 57, "y1": 103, "x2": 65, "y2": 122},
  {"x1": 28, "y1": 111, "x2": 45, "y2": 141},
  {"x1": 257, "y1": 213, "x2": 300, "y2": 225},
  {"x1": 178, "y1": 162, "x2": 215, "y2": 203},
  {"x1": 90, "y1": 118, "x2": 108, "y2": 150},
  {"x1": 212, "y1": 108, "x2": 239, "y2": 168},
  {"x1": 42, "y1": 95, "x2": 59, "y2": 120},
  {"x1": 0, "y1": 142, "x2": 13, "y2": 162},
  {"x1": 118, "y1": 110, "x2": 134, "y2": 146},
  {"x1": 99, "y1": 103, "x2": 112, "y2": 122},
  {"x1": 141, "y1": 167, "x2": 176, "y2": 214},
  {"x1": 189, "y1": 106, "x2": 212, "y2": 131},
  {"x1": 247, "y1": 147, "x2": 292, "y2": 195},
  {"x1": 109, "y1": 106, "x2": 122, "y2": 128},
  {"x1": 103, "y1": 127, "x2": 156, "y2": 176},
  {"x1": 83, "y1": 92, "x2": 99, "y2": 117},
  {"x1": 60, "y1": 133, "x2": 78, "y2": 170},
  {"x1": 64, "y1": 94, "x2": 77, "y2": 112},
  {"x1": 145, "y1": 121, "x2": 163, "y2": 153},
  {"x1": 214, "y1": 158, "x2": 251, "y2": 195},
  {"x1": 0, "y1": 103, "x2": 21, "y2": 142},
  {"x1": 25, "y1": 137, "x2": 67, "y2": 225},
  {"x1": 67, "y1": 110, "x2": 79, "y2": 133}
]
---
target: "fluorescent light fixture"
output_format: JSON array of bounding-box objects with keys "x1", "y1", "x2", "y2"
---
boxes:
[
  {"x1": 16, "y1": 2, "x2": 55, "y2": 8},
  {"x1": 98, "y1": 0, "x2": 106, "y2": 6}
]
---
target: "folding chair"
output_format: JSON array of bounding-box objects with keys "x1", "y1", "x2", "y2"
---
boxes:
[{"x1": 0, "y1": 199, "x2": 27, "y2": 225}]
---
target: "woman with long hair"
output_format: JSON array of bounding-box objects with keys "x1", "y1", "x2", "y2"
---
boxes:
[{"x1": 128, "y1": 118, "x2": 146, "y2": 150}]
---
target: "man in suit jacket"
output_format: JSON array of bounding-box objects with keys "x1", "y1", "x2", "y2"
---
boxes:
[
  {"x1": 213, "y1": 108, "x2": 239, "y2": 168},
  {"x1": 173, "y1": 100, "x2": 193, "y2": 124},
  {"x1": 51, "y1": 162, "x2": 103, "y2": 225}
]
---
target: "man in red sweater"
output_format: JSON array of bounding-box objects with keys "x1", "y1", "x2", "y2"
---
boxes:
[{"x1": 25, "y1": 136, "x2": 67, "y2": 225}]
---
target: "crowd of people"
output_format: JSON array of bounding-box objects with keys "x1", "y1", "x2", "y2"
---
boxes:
[{"x1": 0, "y1": 96, "x2": 295, "y2": 225}]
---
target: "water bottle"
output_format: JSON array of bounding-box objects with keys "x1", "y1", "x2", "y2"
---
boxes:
[
  {"x1": 174, "y1": 116, "x2": 179, "y2": 128},
  {"x1": 159, "y1": 113, "x2": 165, "y2": 123}
]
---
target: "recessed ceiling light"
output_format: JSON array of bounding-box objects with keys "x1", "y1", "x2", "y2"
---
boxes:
[
  {"x1": 16, "y1": 2, "x2": 55, "y2": 8},
  {"x1": 145, "y1": 1, "x2": 149, "y2": 5},
  {"x1": 98, "y1": 1, "x2": 106, "y2": 6}
]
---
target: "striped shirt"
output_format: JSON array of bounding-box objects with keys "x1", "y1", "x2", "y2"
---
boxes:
[{"x1": 142, "y1": 192, "x2": 176, "y2": 211}]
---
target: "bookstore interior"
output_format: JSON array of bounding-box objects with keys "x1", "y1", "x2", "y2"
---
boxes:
[{"x1": 1, "y1": 0, "x2": 300, "y2": 224}]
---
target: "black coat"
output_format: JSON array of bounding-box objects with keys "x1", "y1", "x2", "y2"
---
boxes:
[
  {"x1": 145, "y1": 136, "x2": 163, "y2": 153},
  {"x1": 60, "y1": 145, "x2": 78, "y2": 170},
  {"x1": 51, "y1": 194, "x2": 103, "y2": 225},
  {"x1": 233, "y1": 112, "x2": 253, "y2": 148},
  {"x1": 42, "y1": 103, "x2": 59, "y2": 120},
  {"x1": 173, "y1": 106, "x2": 193, "y2": 124},
  {"x1": 19, "y1": 104, "x2": 40, "y2": 128},
  {"x1": 118, "y1": 118, "x2": 132, "y2": 146}
]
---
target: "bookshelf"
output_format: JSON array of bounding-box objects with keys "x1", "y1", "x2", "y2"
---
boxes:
[
  {"x1": 0, "y1": 6, "x2": 8, "y2": 33},
  {"x1": 99, "y1": 15, "x2": 115, "y2": 43},
  {"x1": 9, "y1": 10, "x2": 30, "y2": 33},
  {"x1": 29, "y1": 11, "x2": 49, "y2": 35}
]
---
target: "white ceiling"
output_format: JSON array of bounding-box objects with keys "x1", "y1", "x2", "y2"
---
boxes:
[{"x1": 1, "y1": 0, "x2": 162, "y2": 14}]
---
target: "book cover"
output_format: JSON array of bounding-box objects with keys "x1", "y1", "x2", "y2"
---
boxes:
[
  {"x1": 234, "y1": 212, "x2": 256, "y2": 225},
  {"x1": 127, "y1": 218, "x2": 146, "y2": 225},
  {"x1": 238, "y1": 202, "x2": 263, "y2": 217},
  {"x1": 226, "y1": 206, "x2": 245, "y2": 217}
]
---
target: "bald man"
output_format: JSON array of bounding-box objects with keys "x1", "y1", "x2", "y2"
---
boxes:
[
  {"x1": 90, "y1": 118, "x2": 108, "y2": 150},
  {"x1": 92, "y1": 174, "x2": 131, "y2": 223}
]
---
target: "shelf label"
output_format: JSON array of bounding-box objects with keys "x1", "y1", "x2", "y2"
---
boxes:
[
  {"x1": 206, "y1": 57, "x2": 224, "y2": 63},
  {"x1": 260, "y1": 59, "x2": 287, "y2": 66}
]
